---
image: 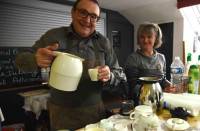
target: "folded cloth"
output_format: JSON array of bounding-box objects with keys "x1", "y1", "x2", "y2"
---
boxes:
[
  {"x1": 22, "y1": 92, "x2": 50, "y2": 119},
  {"x1": 0, "y1": 107, "x2": 4, "y2": 122},
  {"x1": 163, "y1": 93, "x2": 200, "y2": 116}
]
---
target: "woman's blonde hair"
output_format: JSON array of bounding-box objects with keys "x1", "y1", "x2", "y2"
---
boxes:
[{"x1": 137, "y1": 22, "x2": 163, "y2": 49}]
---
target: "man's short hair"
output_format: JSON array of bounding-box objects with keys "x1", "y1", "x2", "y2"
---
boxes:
[{"x1": 72, "y1": 0, "x2": 100, "y2": 12}]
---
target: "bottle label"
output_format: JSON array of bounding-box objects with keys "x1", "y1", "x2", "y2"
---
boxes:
[{"x1": 171, "y1": 67, "x2": 183, "y2": 74}]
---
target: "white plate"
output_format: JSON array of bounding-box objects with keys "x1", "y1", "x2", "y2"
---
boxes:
[{"x1": 166, "y1": 118, "x2": 190, "y2": 130}]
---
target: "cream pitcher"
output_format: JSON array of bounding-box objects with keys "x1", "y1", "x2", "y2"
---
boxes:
[{"x1": 49, "y1": 51, "x2": 84, "y2": 91}]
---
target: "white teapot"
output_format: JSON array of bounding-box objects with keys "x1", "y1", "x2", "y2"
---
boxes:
[
  {"x1": 130, "y1": 105, "x2": 160, "y2": 131},
  {"x1": 49, "y1": 51, "x2": 84, "y2": 91}
]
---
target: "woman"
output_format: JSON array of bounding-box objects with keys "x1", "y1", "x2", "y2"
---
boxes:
[{"x1": 125, "y1": 22, "x2": 175, "y2": 101}]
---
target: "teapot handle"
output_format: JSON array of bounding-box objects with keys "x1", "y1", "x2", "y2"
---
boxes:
[
  {"x1": 135, "y1": 79, "x2": 144, "y2": 90},
  {"x1": 132, "y1": 82, "x2": 143, "y2": 106}
]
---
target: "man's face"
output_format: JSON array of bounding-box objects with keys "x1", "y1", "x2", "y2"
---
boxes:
[{"x1": 72, "y1": 0, "x2": 100, "y2": 38}]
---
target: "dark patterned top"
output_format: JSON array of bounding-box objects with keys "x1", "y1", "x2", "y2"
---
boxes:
[{"x1": 125, "y1": 49, "x2": 170, "y2": 89}]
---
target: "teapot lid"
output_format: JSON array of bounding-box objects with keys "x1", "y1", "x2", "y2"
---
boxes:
[
  {"x1": 53, "y1": 51, "x2": 84, "y2": 61},
  {"x1": 138, "y1": 76, "x2": 162, "y2": 83}
]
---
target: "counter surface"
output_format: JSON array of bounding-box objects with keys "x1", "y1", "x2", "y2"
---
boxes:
[
  {"x1": 158, "y1": 109, "x2": 200, "y2": 130},
  {"x1": 76, "y1": 109, "x2": 200, "y2": 131}
]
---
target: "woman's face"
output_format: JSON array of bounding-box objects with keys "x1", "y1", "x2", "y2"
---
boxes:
[{"x1": 138, "y1": 31, "x2": 156, "y2": 52}]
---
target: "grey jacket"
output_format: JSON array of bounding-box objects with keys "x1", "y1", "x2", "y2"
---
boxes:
[
  {"x1": 16, "y1": 25, "x2": 127, "y2": 107},
  {"x1": 125, "y1": 49, "x2": 170, "y2": 89}
]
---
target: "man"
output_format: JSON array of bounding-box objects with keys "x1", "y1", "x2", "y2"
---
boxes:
[{"x1": 16, "y1": 0, "x2": 126, "y2": 130}]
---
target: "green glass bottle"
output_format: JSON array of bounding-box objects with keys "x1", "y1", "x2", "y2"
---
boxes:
[
  {"x1": 188, "y1": 65, "x2": 200, "y2": 94},
  {"x1": 185, "y1": 53, "x2": 192, "y2": 76}
]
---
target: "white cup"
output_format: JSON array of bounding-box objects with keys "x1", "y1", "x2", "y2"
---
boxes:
[
  {"x1": 57, "y1": 129, "x2": 70, "y2": 131},
  {"x1": 130, "y1": 105, "x2": 160, "y2": 131},
  {"x1": 85, "y1": 123, "x2": 99, "y2": 129},
  {"x1": 130, "y1": 105, "x2": 153, "y2": 119},
  {"x1": 85, "y1": 127, "x2": 106, "y2": 131},
  {"x1": 99, "y1": 119, "x2": 113, "y2": 131},
  {"x1": 113, "y1": 119, "x2": 133, "y2": 131},
  {"x1": 88, "y1": 68, "x2": 98, "y2": 81}
]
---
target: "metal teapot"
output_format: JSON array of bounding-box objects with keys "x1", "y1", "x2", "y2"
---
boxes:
[{"x1": 134, "y1": 76, "x2": 164, "y2": 111}]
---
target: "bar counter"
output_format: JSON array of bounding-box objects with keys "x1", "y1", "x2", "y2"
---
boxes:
[
  {"x1": 76, "y1": 109, "x2": 200, "y2": 131},
  {"x1": 158, "y1": 109, "x2": 200, "y2": 130}
]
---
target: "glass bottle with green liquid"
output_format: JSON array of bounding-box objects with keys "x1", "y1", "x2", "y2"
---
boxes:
[
  {"x1": 184, "y1": 53, "x2": 192, "y2": 76},
  {"x1": 188, "y1": 64, "x2": 199, "y2": 94}
]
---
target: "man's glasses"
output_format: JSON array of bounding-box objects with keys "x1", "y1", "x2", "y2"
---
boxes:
[{"x1": 77, "y1": 8, "x2": 100, "y2": 22}]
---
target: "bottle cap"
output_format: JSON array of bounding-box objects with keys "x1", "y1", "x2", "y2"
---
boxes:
[
  {"x1": 175, "y1": 56, "x2": 180, "y2": 60},
  {"x1": 41, "y1": 67, "x2": 50, "y2": 72},
  {"x1": 187, "y1": 53, "x2": 192, "y2": 62},
  {"x1": 189, "y1": 65, "x2": 198, "y2": 69}
]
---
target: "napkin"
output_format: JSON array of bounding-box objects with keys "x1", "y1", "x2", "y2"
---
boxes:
[
  {"x1": 163, "y1": 93, "x2": 200, "y2": 116},
  {"x1": 19, "y1": 90, "x2": 50, "y2": 119}
]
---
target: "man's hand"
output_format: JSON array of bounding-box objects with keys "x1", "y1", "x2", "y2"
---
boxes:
[
  {"x1": 35, "y1": 43, "x2": 59, "y2": 68},
  {"x1": 98, "y1": 65, "x2": 111, "y2": 82}
]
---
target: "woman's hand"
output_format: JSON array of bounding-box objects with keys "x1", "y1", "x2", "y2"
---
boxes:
[
  {"x1": 35, "y1": 43, "x2": 59, "y2": 68},
  {"x1": 164, "y1": 85, "x2": 177, "y2": 93}
]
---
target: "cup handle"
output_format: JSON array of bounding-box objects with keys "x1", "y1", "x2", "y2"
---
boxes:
[{"x1": 130, "y1": 111, "x2": 135, "y2": 120}]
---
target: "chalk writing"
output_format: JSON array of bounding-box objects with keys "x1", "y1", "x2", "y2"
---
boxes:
[{"x1": 0, "y1": 47, "x2": 42, "y2": 87}]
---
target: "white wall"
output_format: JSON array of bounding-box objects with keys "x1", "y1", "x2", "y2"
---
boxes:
[
  {"x1": 180, "y1": 7, "x2": 200, "y2": 63},
  {"x1": 173, "y1": 18, "x2": 184, "y2": 61}
]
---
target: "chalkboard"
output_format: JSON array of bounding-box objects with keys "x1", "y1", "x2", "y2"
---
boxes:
[{"x1": 0, "y1": 47, "x2": 42, "y2": 89}]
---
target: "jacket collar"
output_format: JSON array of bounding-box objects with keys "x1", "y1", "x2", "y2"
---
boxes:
[
  {"x1": 137, "y1": 49, "x2": 158, "y2": 58},
  {"x1": 66, "y1": 24, "x2": 99, "y2": 40}
]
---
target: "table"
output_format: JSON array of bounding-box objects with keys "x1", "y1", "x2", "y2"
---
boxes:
[
  {"x1": 76, "y1": 109, "x2": 200, "y2": 131},
  {"x1": 158, "y1": 109, "x2": 200, "y2": 130}
]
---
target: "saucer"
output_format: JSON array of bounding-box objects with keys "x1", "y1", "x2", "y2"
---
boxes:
[{"x1": 166, "y1": 118, "x2": 190, "y2": 130}]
